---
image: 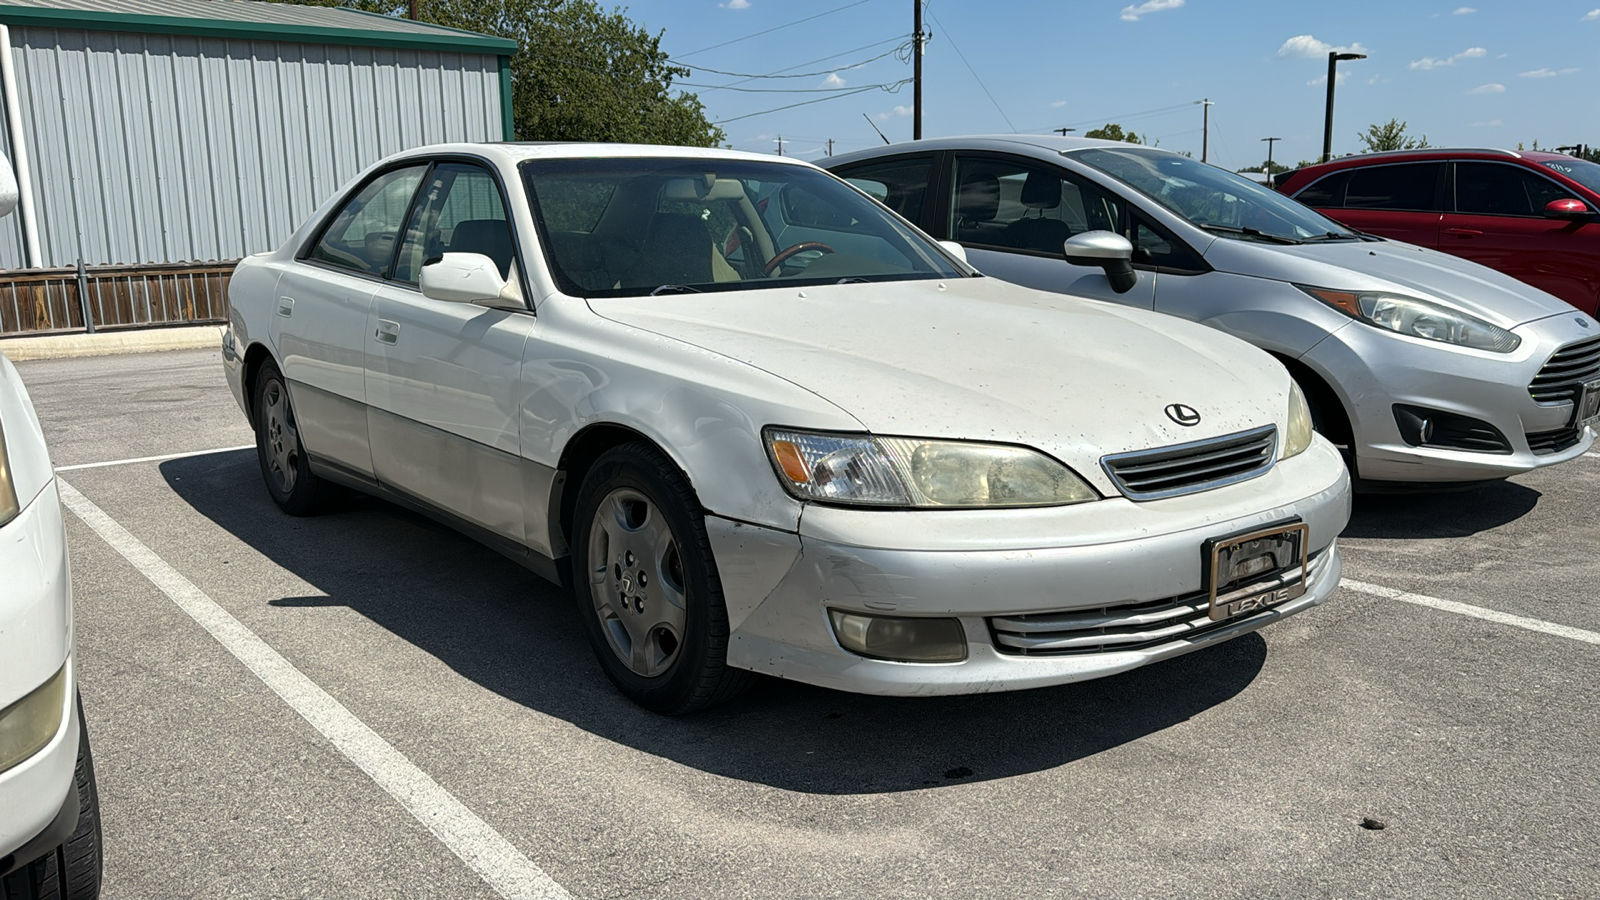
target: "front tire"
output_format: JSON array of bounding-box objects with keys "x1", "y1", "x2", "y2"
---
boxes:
[
  {"x1": 571, "y1": 442, "x2": 752, "y2": 715},
  {"x1": 253, "y1": 360, "x2": 333, "y2": 516}
]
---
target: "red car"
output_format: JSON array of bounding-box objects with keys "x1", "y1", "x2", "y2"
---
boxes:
[{"x1": 1277, "y1": 149, "x2": 1600, "y2": 314}]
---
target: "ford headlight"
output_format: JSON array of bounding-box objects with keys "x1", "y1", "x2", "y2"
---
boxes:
[
  {"x1": 1282, "y1": 382, "x2": 1314, "y2": 460},
  {"x1": 764, "y1": 429, "x2": 1098, "y2": 508},
  {"x1": 0, "y1": 419, "x2": 18, "y2": 527},
  {"x1": 1298, "y1": 286, "x2": 1520, "y2": 353}
]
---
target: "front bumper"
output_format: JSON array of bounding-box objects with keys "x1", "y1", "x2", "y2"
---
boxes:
[
  {"x1": 1304, "y1": 311, "x2": 1598, "y2": 482},
  {"x1": 713, "y1": 439, "x2": 1350, "y2": 696},
  {"x1": 0, "y1": 657, "x2": 77, "y2": 862}
]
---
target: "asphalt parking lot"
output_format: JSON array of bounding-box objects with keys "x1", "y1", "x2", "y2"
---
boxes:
[{"x1": 16, "y1": 347, "x2": 1600, "y2": 899}]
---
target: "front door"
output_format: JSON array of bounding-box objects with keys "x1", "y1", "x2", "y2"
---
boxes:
[
  {"x1": 364, "y1": 161, "x2": 538, "y2": 545},
  {"x1": 1445, "y1": 161, "x2": 1600, "y2": 312}
]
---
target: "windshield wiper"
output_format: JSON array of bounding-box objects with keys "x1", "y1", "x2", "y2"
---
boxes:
[
  {"x1": 1199, "y1": 224, "x2": 1302, "y2": 245},
  {"x1": 1301, "y1": 231, "x2": 1359, "y2": 242},
  {"x1": 648, "y1": 284, "x2": 703, "y2": 296}
]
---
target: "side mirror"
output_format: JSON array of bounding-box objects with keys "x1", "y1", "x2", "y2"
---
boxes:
[
  {"x1": 1544, "y1": 198, "x2": 1592, "y2": 220},
  {"x1": 0, "y1": 154, "x2": 18, "y2": 219},
  {"x1": 938, "y1": 240, "x2": 969, "y2": 264},
  {"x1": 420, "y1": 253, "x2": 517, "y2": 305},
  {"x1": 1062, "y1": 231, "x2": 1137, "y2": 294}
]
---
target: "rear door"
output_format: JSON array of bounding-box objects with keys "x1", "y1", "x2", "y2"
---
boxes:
[
  {"x1": 1295, "y1": 161, "x2": 1444, "y2": 247},
  {"x1": 364, "y1": 160, "x2": 538, "y2": 545},
  {"x1": 1443, "y1": 161, "x2": 1600, "y2": 310},
  {"x1": 274, "y1": 164, "x2": 428, "y2": 479}
]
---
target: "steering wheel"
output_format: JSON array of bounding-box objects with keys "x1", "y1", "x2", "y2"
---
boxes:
[{"x1": 762, "y1": 241, "x2": 835, "y2": 275}]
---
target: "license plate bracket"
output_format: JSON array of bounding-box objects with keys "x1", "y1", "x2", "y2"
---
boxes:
[
  {"x1": 1576, "y1": 379, "x2": 1600, "y2": 429},
  {"x1": 1203, "y1": 522, "x2": 1309, "y2": 622}
]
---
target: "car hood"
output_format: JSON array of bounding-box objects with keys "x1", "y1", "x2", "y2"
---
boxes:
[
  {"x1": 589, "y1": 277, "x2": 1288, "y2": 487},
  {"x1": 1204, "y1": 236, "x2": 1574, "y2": 328}
]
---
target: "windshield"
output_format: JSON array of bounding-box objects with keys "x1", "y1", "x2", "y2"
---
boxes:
[
  {"x1": 520, "y1": 158, "x2": 965, "y2": 298},
  {"x1": 1071, "y1": 147, "x2": 1357, "y2": 243},
  {"x1": 1540, "y1": 157, "x2": 1600, "y2": 195}
]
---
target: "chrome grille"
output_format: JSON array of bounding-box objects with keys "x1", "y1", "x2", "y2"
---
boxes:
[
  {"x1": 990, "y1": 552, "x2": 1326, "y2": 657},
  {"x1": 1100, "y1": 425, "x2": 1277, "y2": 501},
  {"x1": 1529, "y1": 336, "x2": 1600, "y2": 404}
]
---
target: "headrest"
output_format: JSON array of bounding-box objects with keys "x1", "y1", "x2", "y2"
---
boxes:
[
  {"x1": 1019, "y1": 170, "x2": 1062, "y2": 209},
  {"x1": 957, "y1": 171, "x2": 999, "y2": 222},
  {"x1": 662, "y1": 176, "x2": 748, "y2": 202}
]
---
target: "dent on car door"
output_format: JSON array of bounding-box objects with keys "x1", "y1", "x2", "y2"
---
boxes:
[
  {"x1": 364, "y1": 161, "x2": 540, "y2": 546},
  {"x1": 277, "y1": 164, "x2": 428, "y2": 479},
  {"x1": 944, "y1": 154, "x2": 1154, "y2": 308},
  {"x1": 1444, "y1": 162, "x2": 1599, "y2": 311}
]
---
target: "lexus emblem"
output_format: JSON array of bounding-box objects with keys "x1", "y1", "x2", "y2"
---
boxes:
[{"x1": 1164, "y1": 403, "x2": 1201, "y2": 426}]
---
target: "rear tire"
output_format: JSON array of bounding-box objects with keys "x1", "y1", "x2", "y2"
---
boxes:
[
  {"x1": 253, "y1": 360, "x2": 334, "y2": 516},
  {"x1": 1, "y1": 697, "x2": 104, "y2": 900},
  {"x1": 570, "y1": 442, "x2": 753, "y2": 715}
]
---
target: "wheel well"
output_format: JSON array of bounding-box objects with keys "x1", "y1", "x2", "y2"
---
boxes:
[
  {"x1": 1272, "y1": 353, "x2": 1353, "y2": 448},
  {"x1": 241, "y1": 342, "x2": 276, "y2": 424},
  {"x1": 552, "y1": 423, "x2": 669, "y2": 558}
]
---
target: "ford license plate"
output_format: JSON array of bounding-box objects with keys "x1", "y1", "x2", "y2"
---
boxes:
[
  {"x1": 1203, "y1": 523, "x2": 1309, "y2": 622},
  {"x1": 1578, "y1": 379, "x2": 1600, "y2": 429}
]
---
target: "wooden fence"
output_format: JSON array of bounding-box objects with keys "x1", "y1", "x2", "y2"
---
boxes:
[{"x1": 0, "y1": 261, "x2": 237, "y2": 337}]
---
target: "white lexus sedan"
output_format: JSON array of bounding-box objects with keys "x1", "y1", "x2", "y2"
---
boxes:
[{"x1": 222, "y1": 143, "x2": 1351, "y2": 714}]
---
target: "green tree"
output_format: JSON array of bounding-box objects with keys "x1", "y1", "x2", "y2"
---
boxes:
[
  {"x1": 1084, "y1": 123, "x2": 1143, "y2": 144},
  {"x1": 264, "y1": 0, "x2": 722, "y2": 146},
  {"x1": 1237, "y1": 159, "x2": 1290, "y2": 175},
  {"x1": 1357, "y1": 118, "x2": 1429, "y2": 153}
]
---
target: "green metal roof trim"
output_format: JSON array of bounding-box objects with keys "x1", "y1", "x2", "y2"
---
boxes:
[{"x1": 0, "y1": 0, "x2": 518, "y2": 54}]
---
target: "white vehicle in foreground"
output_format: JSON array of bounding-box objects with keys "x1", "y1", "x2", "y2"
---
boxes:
[
  {"x1": 223, "y1": 143, "x2": 1352, "y2": 714},
  {"x1": 0, "y1": 166, "x2": 103, "y2": 895}
]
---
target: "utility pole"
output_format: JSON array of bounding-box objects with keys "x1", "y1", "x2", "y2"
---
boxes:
[
  {"x1": 774, "y1": 135, "x2": 784, "y2": 156},
  {"x1": 913, "y1": 0, "x2": 924, "y2": 140},
  {"x1": 1322, "y1": 51, "x2": 1367, "y2": 163},
  {"x1": 1054, "y1": 127, "x2": 1075, "y2": 136},
  {"x1": 1261, "y1": 136, "x2": 1281, "y2": 177},
  {"x1": 408, "y1": 0, "x2": 417, "y2": 19},
  {"x1": 1200, "y1": 98, "x2": 1213, "y2": 163},
  {"x1": 826, "y1": 138, "x2": 835, "y2": 157}
]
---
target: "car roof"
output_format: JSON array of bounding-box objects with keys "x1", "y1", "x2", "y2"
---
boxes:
[
  {"x1": 1277, "y1": 147, "x2": 1593, "y2": 190},
  {"x1": 383, "y1": 141, "x2": 820, "y2": 169},
  {"x1": 826, "y1": 134, "x2": 1170, "y2": 167}
]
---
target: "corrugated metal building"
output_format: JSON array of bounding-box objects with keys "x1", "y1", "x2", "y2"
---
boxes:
[{"x1": 0, "y1": 0, "x2": 516, "y2": 334}]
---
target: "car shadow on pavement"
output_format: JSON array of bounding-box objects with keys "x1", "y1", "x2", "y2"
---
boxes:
[
  {"x1": 163, "y1": 454, "x2": 1267, "y2": 795},
  {"x1": 1344, "y1": 480, "x2": 1541, "y2": 540}
]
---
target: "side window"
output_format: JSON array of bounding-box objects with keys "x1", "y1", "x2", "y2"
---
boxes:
[
  {"x1": 949, "y1": 156, "x2": 1122, "y2": 254},
  {"x1": 1132, "y1": 213, "x2": 1205, "y2": 272},
  {"x1": 1455, "y1": 162, "x2": 1577, "y2": 217},
  {"x1": 834, "y1": 157, "x2": 934, "y2": 224},
  {"x1": 308, "y1": 165, "x2": 428, "y2": 277},
  {"x1": 394, "y1": 163, "x2": 515, "y2": 285},
  {"x1": 1341, "y1": 163, "x2": 1442, "y2": 211},
  {"x1": 1293, "y1": 170, "x2": 1350, "y2": 207}
]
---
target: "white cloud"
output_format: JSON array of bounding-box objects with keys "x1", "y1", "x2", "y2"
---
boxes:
[
  {"x1": 1520, "y1": 67, "x2": 1571, "y2": 77},
  {"x1": 1050, "y1": 100, "x2": 1067, "y2": 108},
  {"x1": 1584, "y1": 9, "x2": 1600, "y2": 21},
  {"x1": 1307, "y1": 71, "x2": 1351, "y2": 87},
  {"x1": 1410, "y1": 46, "x2": 1486, "y2": 70},
  {"x1": 1563, "y1": 67, "x2": 1581, "y2": 74},
  {"x1": 821, "y1": 72, "x2": 846, "y2": 88},
  {"x1": 719, "y1": 0, "x2": 750, "y2": 7},
  {"x1": 1471, "y1": 119, "x2": 1503, "y2": 126},
  {"x1": 1278, "y1": 35, "x2": 1367, "y2": 58},
  {"x1": 875, "y1": 105, "x2": 913, "y2": 120},
  {"x1": 1467, "y1": 82, "x2": 1506, "y2": 94},
  {"x1": 1120, "y1": 0, "x2": 1183, "y2": 21},
  {"x1": 1453, "y1": 6, "x2": 1477, "y2": 13}
]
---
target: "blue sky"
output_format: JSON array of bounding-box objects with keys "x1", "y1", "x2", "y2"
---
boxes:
[{"x1": 620, "y1": 0, "x2": 1599, "y2": 168}]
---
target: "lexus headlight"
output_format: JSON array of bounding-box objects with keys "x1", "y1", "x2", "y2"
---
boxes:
[
  {"x1": 0, "y1": 419, "x2": 18, "y2": 527},
  {"x1": 0, "y1": 664, "x2": 66, "y2": 775},
  {"x1": 764, "y1": 429, "x2": 1098, "y2": 508},
  {"x1": 1282, "y1": 382, "x2": 1314, "y2": 460},
  {"x1": 1298, "y1": 286, "x2": 1520, "y2": 353}
]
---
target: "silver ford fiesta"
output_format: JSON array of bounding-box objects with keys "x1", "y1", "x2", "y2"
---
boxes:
[{"x1": 826, "y1": 136, "x2": 1600, "y2": 486}]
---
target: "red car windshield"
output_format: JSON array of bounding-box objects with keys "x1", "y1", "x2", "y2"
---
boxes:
[{"x1": 1539, "y1": 158, "x2": 1600, "y2": 195}]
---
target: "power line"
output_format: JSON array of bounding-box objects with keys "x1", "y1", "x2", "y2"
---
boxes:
[
  {"x1": 924, "y1": 5, "x2": 1015, "y2": 132},
  {"x1": 678, "y1": 0, "x2": 880, "y2": 59},
  {"x1": 679, "y1": 43, "x2": 908, "y2": 81},
  {"x1": 698, "y1": 35, "x2": 910, "y2": 93},
  {"x1": 680, "y1": 80, "x2": 907, "y2": 94},
  {"x1": 712, "y1": 80, "x2": 911, "y2": 125}
]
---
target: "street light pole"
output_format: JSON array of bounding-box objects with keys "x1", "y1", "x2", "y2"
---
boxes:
[
  {"x1": 1261, "y1": 136, "x2": 1281, "y2": 179},
  {"x1": 1321, "y1": 51, "x2": 1366, "y2": 163}
]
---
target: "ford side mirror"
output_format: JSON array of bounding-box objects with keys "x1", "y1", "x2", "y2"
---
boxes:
[
  {"x1": 419, "y1": 253, "x2": 518, "y2": 305},
  {"x1": 1544, "y1": 198, "x2": 1592, "y2": 220},
  {"x1": 0, "y1": 154, "x2": 18, "y2": 219},
  {"x1": 1062, "y1": 231, "x2": 1137, "y2": 294}
]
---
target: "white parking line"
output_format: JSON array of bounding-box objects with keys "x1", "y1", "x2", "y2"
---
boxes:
[
  {"x1": 56, "y1": 479, "x2": 572, "y2": 900},
  {"x1": 1585, "y1": 452, "x2": 1600, "y2": 460},
  {"x1": 1340, "y1": 578, "x2": 1600, "y2": 646},
  {"x1": 55, "y1": 444, "x2": 254, "y2": 472}
]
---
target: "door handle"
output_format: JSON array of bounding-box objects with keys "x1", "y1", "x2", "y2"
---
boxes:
[
  {"x1": 375, "y1": 320, "x2": 400, "y2": 345},
  {"x1": 1444, "y1": 227, "x2": 1484, "y2": 237},
  {"x1": 276, "y1": 296, "x2": 295, "y2": 317}
]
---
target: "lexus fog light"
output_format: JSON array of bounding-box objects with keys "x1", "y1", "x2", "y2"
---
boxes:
[{"x1": 829, "y1": 611, "x2": 967, "y2": 662}]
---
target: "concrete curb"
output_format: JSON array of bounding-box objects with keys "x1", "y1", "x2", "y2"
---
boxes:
[{"x1": 0, "y1": 325, "x2": 223, "y2": 361}]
